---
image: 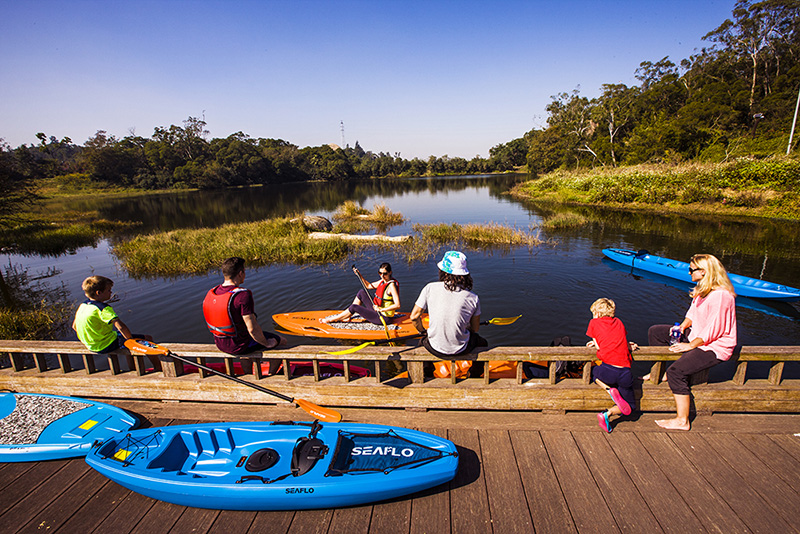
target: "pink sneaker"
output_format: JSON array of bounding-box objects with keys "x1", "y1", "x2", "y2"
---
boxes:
[
  {"x1": 597, "y1": 411, "x2": 611, "y2": 433},
  {"x1": 608, "y1": 388, "x2": 632, "y2": 415}
]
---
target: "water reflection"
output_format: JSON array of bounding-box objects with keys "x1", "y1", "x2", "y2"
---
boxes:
[
  {"x1": 5, "y1": 174, "x2": 799, "y2": 364},
  {"x1": 49, "y1": 174, "x2": 526, "y2": 234}
]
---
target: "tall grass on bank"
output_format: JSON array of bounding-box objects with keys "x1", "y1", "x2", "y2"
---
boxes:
[
  {"x1": 113, "y1": 218, "x2": 358, "y2": 277},
  {"x1": 511, "y1": 158, "x2": 800, "y2": 220}
]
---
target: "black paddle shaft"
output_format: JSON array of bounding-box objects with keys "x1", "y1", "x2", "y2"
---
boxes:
[{"x1": 164, "y1": 351, "x2": 294, "y2": 403}]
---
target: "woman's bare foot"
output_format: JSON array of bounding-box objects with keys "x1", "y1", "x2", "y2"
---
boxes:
[
  {"x1": 655, "y1": 418, "x2": 690, "y2": 431},
  {"x1": 640, "y1": 373, "x2": 650, "y2": 381}
]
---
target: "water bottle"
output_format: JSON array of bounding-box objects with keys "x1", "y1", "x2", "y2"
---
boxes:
[{"x1": 669, "y1": 323, "x2": 681, "y2": 345}]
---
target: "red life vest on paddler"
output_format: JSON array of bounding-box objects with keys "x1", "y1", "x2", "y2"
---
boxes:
[
  {"x1": 202, "y1": 285, "x2": 249, "y2": 338},
  {"x1": 373, "y1": 279, "x2": 398, "y2": 316}
]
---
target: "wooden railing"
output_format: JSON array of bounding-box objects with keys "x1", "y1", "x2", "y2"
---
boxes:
[{"x1": 1, "y1": 341, "x2": 799, "y2": 413}]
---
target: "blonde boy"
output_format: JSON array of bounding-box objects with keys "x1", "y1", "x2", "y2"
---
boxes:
[
  {"x1": 73, "y1": 276, "x2": 161, "y2": 370},
  {"x1": 586, "y1": 298, "x2": 637, "y2": 432}
]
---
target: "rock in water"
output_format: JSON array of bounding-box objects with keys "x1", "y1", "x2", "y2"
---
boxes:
[{"x1": 300, "y1": 215, "x2": 333, "y2": 232}]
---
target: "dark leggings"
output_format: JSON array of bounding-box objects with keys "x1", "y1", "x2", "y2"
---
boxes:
[
  {"x1": 422, "y1": 331, "x2": 489, "y2": 378},
  {"x1": 648, "y1": 324, "x2": 720, "y2": 396},
  {"x1": 348, "y1": 289, "x2": 393, "y2": 326}
]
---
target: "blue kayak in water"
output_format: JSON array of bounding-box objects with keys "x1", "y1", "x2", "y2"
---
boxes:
[
  {"x1": 602, "y1": 248, "x2": 800, "y2": 301},
  {"x1": 0, "y1": 392, "x2": 138, "y2": 462},
  {"x1": 85, "y1": 420, "x2": 459, "y2": 510}
]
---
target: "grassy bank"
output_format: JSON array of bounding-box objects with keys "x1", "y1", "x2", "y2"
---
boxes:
[{"x1": 510, "y1": 158, "x2": 800, "y2": 221}]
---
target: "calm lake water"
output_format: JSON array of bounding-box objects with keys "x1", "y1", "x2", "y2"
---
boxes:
[{"x1": 9, "y1": 174, "x2": 800, "y2": 378}]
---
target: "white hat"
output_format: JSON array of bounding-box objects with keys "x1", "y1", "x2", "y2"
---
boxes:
[{"x1": 437, "y1": 251, "x2": 469, "y2": 275}]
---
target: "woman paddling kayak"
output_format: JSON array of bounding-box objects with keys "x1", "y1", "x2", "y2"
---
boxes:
[{"x1": 322, "y1": 263, "x2": 401, "y2": 325}]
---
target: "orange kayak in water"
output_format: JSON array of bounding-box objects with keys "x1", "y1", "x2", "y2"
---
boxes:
[{"x1": 272, "y1": 310, "x2": 428, "y2": 340}]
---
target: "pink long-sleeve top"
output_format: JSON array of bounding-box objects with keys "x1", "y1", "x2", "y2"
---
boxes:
[{"x1": 685, "y1": 288, "x2": 737, "y2": 361}]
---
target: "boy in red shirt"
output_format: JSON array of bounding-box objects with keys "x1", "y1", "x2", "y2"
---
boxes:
[{"x1": 586, "y1": 298, "x2": 638, "y2": 432}]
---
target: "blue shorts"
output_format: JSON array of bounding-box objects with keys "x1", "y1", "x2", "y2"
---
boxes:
[{"x1": 592, "y1": 363, "x2": 636, "y2": 410}]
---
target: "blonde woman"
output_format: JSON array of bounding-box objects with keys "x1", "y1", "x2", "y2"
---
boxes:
[{"x1": 648, "y1": 254, "x2": 737, "y2": 430}]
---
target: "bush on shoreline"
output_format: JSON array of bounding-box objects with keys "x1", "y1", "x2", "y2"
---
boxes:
[{"x1": 511, "y1": 158, "x2": 800, "y2": 220}]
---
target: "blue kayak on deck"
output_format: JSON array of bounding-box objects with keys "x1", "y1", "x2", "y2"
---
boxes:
[
  {"x1": 602, "y1": 248, "x2": 800, "y2": 302},
  {"x1": 85, "y1": 420, "x2": 459, "y2": 511},
  {"x1": 0, "y1": 392, "x2": 138, "y2": 462}
]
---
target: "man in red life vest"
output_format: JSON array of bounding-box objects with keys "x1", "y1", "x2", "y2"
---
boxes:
[{"x1": 202, "y1": 257, "x2": 284, "y2": 375}]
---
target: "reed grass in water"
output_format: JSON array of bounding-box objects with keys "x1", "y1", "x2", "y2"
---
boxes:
[
  {"x1": 413, "y1": 222, "x2": 544, "y2": 247},
  {"x1": 113, "y1": 218, "x2": 360, "y2": 277}
]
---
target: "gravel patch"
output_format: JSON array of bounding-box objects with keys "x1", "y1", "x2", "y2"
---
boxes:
[{"x1": 0, "y1": 394, "x2": 91, "y2": 445}]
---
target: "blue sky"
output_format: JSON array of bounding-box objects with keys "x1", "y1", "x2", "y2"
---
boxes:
[{"x1": 1, "y1": 1, "x2": 735, "y2": 159}]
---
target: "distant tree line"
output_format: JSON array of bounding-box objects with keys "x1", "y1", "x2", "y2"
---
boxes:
[
  {"x1": 0, "y1": 116, "x2": 520, "y2": 195},
  {"x1": 524, "y1": 0, "x2": 800, "y2": 173}
]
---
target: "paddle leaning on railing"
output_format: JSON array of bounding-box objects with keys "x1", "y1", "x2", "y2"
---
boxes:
[
  {"x1": 325, "y1": 315, "x2": 523, "y2": 356},
  {"x1": 124, "y1": 339, "x2": 342, "y2": 422}
]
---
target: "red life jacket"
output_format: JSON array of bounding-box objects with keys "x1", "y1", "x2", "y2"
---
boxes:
[
  {"x1": 202, "y1": 285, "x2": 249, "y2": 338},
  {"x1": 373, "y1": 279, "x2": 398, "y2": 307}
]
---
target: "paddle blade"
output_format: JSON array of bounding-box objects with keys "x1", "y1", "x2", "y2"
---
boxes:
[
  {"x1": 486, "y1": 315, "x2": 522, "y2": 326},
  {"x1": 325, "y1": 341, "x2": 375, "y2": 356},
  {"x1": 295, "y1": 398, "x2": 342, "y2": 422},
  {"x1": 125, "y1": 338, "x2": 169, "y2": 356}
]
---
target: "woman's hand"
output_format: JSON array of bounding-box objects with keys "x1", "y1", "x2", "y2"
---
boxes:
[{"x1": 669, "y1": 342, "x2": 693, "y2": 353}]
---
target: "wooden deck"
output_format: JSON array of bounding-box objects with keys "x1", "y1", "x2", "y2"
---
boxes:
[{"x1": 3, "y1": 400, "x2": 800, "y2": 533}]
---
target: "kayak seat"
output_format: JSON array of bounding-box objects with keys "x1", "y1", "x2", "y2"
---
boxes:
[
  {"x1": 291, "y1": 437, "x2": 328, "y2": 477},
  {"x1": 148, "y1": 434, "x2": 191, "y2": 473}
]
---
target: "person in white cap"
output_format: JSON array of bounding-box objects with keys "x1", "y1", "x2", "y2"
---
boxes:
[{"x1": 410, "y1": 251, "x2": 487, "y2": 365}]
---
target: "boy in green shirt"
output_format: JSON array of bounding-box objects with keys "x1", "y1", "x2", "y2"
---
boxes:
[{"x1": 73, "y1": 275, "x2": 161, "y2": 371}]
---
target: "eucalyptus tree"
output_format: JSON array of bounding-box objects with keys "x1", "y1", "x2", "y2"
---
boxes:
[{"x1": 703, "y1": 0, "x2": 800, "y2": 112}]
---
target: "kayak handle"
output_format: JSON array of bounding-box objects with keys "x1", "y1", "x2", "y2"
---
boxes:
[{"x1": 236, "y1": 475, "x2": 269, "y2": 484}]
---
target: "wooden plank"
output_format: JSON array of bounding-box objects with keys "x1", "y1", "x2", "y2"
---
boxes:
[
  {"x1": 572, "y1": 432, "x2": 663, "y2": 533},
  {"x1": 88, "y1": 489, "x2": 157, "y2": 533},
  {"x1": 33, "y1": 353, "x2": 47, "y2": 373},
  {"x1": 16, "y1": 463, "x2": 113, "y2": 534},
  {"x1": 168, "y1": 507, "x2": 220, "y2": 534},
  {"x1": 736, "y1": 434, "x2": 800, "y2": 494},
  {"x1": 0, "y1": 459, "x2": 71, "y2": 514},
  {"x1": 327, "y1": 505, "x2": 373, "y2": 534},
  {"x1": 82, "y1": 353, "x2": 96, "y2": 374},
  {"x1": 0, "y1": 462, "x2": 36, "y2": 493},
  {"x1": 605, "y1": 433, "x2": 706, "y2": 533},
  {"x1": 286, "y1": 509, "x2": 333, "y2": 534},
  {"x1": 668, "y1": 432, "x2": 794, "y2": 533},
  {"x1": 57, "y1": 353, "x2": 73, "y2": 373},
  {"x1": 409, "y1": 427, "x2": 451, "y2": 534},
  {"x1": 732, "y1": 361, "x2": 747, "y2": 385},
  {"x1": 702, "y1": 433, "x2": 800, "y2": 531},
  {"x1": 768, "y1": 362, "x2": 785, "y2": 385},
  {"x1": 368, "y1": 493, "x2": 411, "y2": 534},
  {"x1": 509, "y1": 430, "x2": 576, "y2": 534},
  {"x1": 447, "y1": 428, "x2": 492, "y2": 534},
  {"x1": 635, "y1": 432, "x2": 748, "y2": 533},
  {"x1": 128, "y1": 499, "x2": 186, "y2": 534},
  {"x1": 766, "y1": 433, "x2": 800, "y2": 463},
  {"x1": 203, "y1": 510, "x2": 256, "y2": 534},
  {"x1": 477, "y1": 429, "x2": 533, "y2": 532},
  {"x1": 540, "y1": 431, "x2": 619, "y2": 533},
  {"x1": 55, "y1": 479, "x2": 131, "y2": 534},
  {"x1": 0, "y1": 459, "x2": 91, "y2": 532},
  {"x1": 246, "y1": 511, "x2": 293, "y2": 534}
]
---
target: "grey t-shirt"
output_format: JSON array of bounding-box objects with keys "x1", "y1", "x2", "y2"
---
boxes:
[{"x1": 414, "y1": 281, "x2": 481, "y2": 354}]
